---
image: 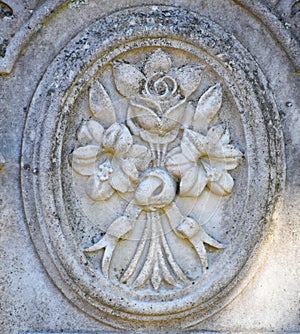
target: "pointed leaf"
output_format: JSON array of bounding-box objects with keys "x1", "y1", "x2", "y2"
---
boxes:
[
  {"x1": 193, "y1": 83, "x2": 223, "y2": 132},
  {"x1": 113, "y1": 63, "x2": 145, "y2": 97},
  {"x1": 72, "y1": 145, "x2": 99, "y2": 176},
  {"x1": 174, "y1": 64, "x2": 205, "y2": 97},
  {"x1": 130, "y1": 100, "x2": 161, "y2": 134},
  {"x1": 143, "y1": 49, "x2": 172, "y2": 76},
  {"x1": 161, "y1": 100, "x2": 186, "y2": 133},
  {"x1": 89, "y1": 81, "x2": 116, "y2": 126},
  {"x1": 207, "y1": 172, "x2": 234, "y2": 196}
]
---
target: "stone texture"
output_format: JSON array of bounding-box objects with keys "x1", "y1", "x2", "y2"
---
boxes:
[{"x1": 0, "y1": 0, "x2": 299, "y2": 333}]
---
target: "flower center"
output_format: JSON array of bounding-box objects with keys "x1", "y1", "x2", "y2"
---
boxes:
[
  {"x1": 145, "y1": 73, "x2": 177, "y2": 99},
  {"x1": 206, "y1": 166, "x2": 222, "y2": 182},
  {"x1": 97, "y1": 159, "x2": 113, "y2": 181}
]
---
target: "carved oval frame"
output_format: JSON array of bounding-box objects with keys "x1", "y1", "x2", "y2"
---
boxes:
[{"x1": 21, "y1": 6, "x2": 285, "y2": 330}]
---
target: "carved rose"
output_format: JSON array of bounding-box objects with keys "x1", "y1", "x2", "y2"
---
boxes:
[
  {"x1": 72, "y1": 121, "x2": 151, "y2": 200},
  {"x1": 113, "y1": 49, "x2": 205, "y2": 135}
]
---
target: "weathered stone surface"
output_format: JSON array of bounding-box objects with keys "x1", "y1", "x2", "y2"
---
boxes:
[{"x1": 0, "y1": 1, "x2": 299, "y2": 333}]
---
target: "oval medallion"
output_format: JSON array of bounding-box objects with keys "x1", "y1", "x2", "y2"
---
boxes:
[{"x1": 21, "y1": 6, "x2": 284, "y2": 330}]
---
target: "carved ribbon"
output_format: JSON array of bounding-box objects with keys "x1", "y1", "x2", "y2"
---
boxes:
[{"x1": 165, "y1": 203, "x2": 224, "y2": 270}]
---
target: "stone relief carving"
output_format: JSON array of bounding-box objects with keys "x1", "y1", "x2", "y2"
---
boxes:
[
  {"x1": 72, "y1": 49, "x2": 243, "y2": 290},
  {"x1": 20, "y1": 6, "x2": 284, "y2": 328}
]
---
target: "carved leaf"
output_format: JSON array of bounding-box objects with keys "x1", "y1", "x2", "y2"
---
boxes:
[
  {"x1": 89, "y1": 80, "x2": 116, "y2": 126},
  {"x1": 72, "y1": 145, "x2": 99, "y2": 176},
  {"x1": 162, "y1": 100, "x2": 186, "y2": 132},
  {"x1": 129, "y1": 101, "x2": 161, "y2": 134},
  {"x1": 174, "y1": 64, "x2": 205, "y2": 97},
  {"x1": 113, "y1": 63, "x2": 145, "y2": 97},
  {"x1": 77, "y1": 120, "x2": 104, "y2": 145},
  {"x1": 193, "y1": 83, "x2": 223, "y2": 132},
  {"x1": 143, "y1": 49, "x2": 172, "y2": 76}
]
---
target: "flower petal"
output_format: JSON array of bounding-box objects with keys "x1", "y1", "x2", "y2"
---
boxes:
[
  {"x1": 103, "y1": 123, "x2": 133, "y2": 154},
  {"x1": 128, "y1": 144, "x2": 152, "y2": 171},
  {"x1": 165, "y1": 152, "x2": 191, "y2": 178},
  {"x1": 110, "y1": 159, "x2": 133, "y2": 193},
  {"x1": 207, "y1": 172, "x2": 234, "y2": 196},
  {"x1": 206, "y1": 125, "x2": 227, "y2": 145},
  {"x1": 174, "y1": 64, "x2": 205, "y2": 97},
  {"x1": 115, "y1": 125, "x2": 133, "y2": 154},
  {"x1": 193, "y1": 83, "x2": 223, "y2": 132},
  {"x1": 143, "y1": 49, "x2": 172, "y2": 76},
  {"x1": 202, "y1": 156, "x2": 241, "y2": 172},
  {"x1": 86, "y1": 175, "x2": 114, "y2": 201},
  {"x1": 121, "y1": 158, "x2": 139, "y2": 182},
  {"x1": 89, "y1": 80, "x2": 116, "y2": 126},
  {"x1": 212, "y1": 144, "x2": 243, "y2": 159},
  {"x1": 72, "y1": 145, "x2": 99, "y2": 176},
  {"x1": 113, "y1": 62, "x2": 145, "y2": 97},
  {"x1": 181, "y1": 129, "x2": 207, "y2": 162},
  {"x1": 180, "y1": 164, "x2": 207, "y2": 197},
  {"x1": 77, "y1": 120, "x2": 104, "y2": 145}
]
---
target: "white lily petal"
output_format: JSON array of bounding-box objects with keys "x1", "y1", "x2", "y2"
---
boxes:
[
  {"x1": 180, "y1": 164, "x2": 207, "y2": 197},
  {"x1": 110, "y1": 160, "x2": 133, "y2": 193},
  {"x1": 72, "y1": 145, "x2": 99, "y2": 176},
  {"x1": 207, "y1": 172, "x2": 234, "y2": 196}
]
